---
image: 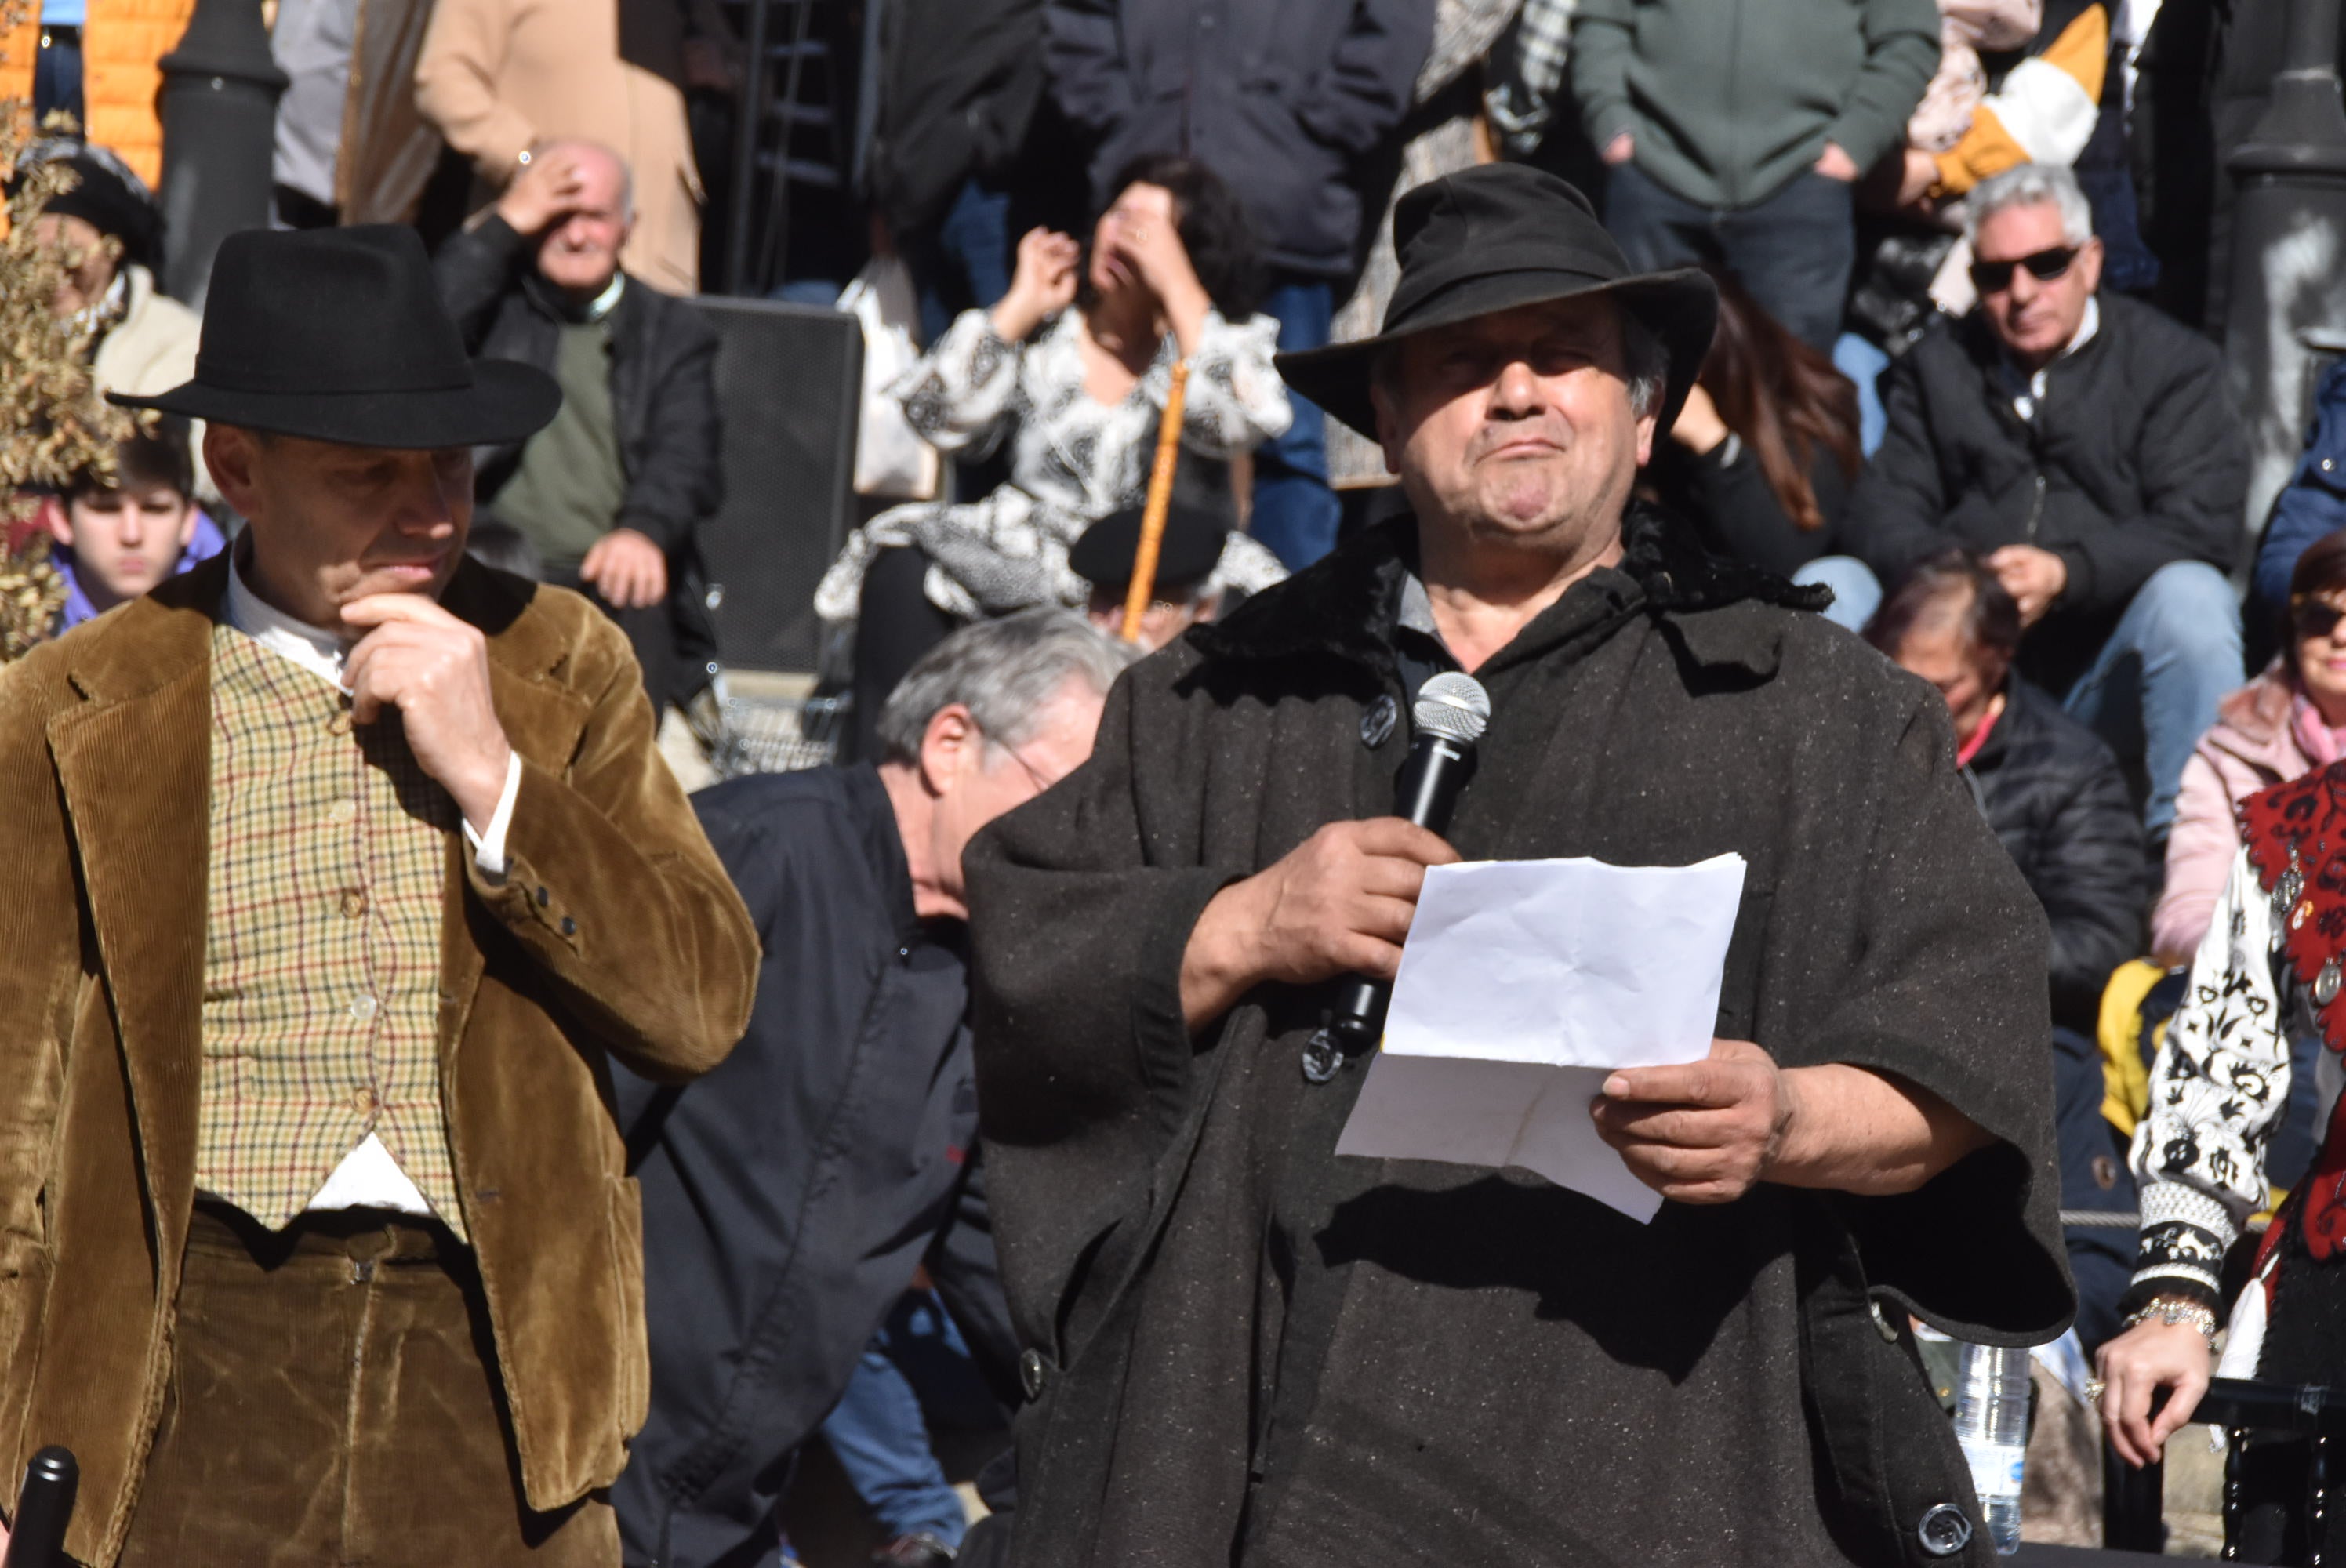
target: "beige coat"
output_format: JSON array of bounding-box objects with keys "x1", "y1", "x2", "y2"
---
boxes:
[
  {"x1": 414, "y1": 0, "x2": 704, "y2": 294},
  {"x1": 91, "y1": 265, "x2": 216, "y2": 503}
]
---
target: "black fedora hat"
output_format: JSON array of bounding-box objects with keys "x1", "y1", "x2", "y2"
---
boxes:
[
  {"x1": 111, "y1": 225, "x2": 560, "y2": 449},
  {"x1": 1275, "y1": 165, "x2": 1716, "y2": 441}
]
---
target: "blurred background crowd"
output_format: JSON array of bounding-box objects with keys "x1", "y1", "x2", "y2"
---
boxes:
[{"x1": 6, "y1": 0, "x2": 2346, "y2": 1559}]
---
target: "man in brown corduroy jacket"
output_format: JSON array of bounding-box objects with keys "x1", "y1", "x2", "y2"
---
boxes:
[{"x1": 0, "y1": 224, "x2": 757, "y2": 1566}]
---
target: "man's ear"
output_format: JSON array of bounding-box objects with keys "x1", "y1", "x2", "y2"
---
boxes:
[
  {"x1": 43, "y1": 496, "x2": 72, "y2": 549},
  {"x1": 2076, "y1": 235, "x2": 2105, "y2": 296},
  {"x1": 917, "y1": 702, "x2": 979, "y2": 797},
  {"x1": 1634, "y1": 408, "x2": 1659, "y2": 468},
  {"x1": 1372, "y1": 380, "x2": 1404, "y2": 476},
  {"x1": 203, "y1": 426, "x2": 264, "y2": 521}
]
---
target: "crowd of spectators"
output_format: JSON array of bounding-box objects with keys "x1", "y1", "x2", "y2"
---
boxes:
[{"x1": 8, "y1": 0, "x2": 2346, "y2": 1559}]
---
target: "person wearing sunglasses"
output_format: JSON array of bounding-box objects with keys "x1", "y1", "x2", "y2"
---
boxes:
[
  {"x1": 2093, "y1": 532, "x2": 2346, "y2": 1559},
  {"x1": 2154, "y1": 529, "x2": 2346, "y2": 967},
  {"x1": 1802, "y1": 160, "x2": 2246, "y2": 851}
]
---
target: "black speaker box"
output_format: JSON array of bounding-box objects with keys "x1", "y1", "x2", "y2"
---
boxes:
[{"x1": 696, "y1": 296, "x2": 863, "y2": 674}]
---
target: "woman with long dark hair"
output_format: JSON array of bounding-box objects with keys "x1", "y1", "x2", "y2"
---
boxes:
[
  {"x1": 1643, "y1": 265, "x2": 1864, "y2": 578},
  {"x1": 817, "y1": 154, "x2": 1291, "y2": 757}
]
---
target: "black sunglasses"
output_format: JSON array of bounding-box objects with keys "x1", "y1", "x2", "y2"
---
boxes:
[
  {"x1": 2297, "y1": 599, "x2": 2346, "y2": 641},
  {"x1": 1970, "y1": 245, "x2": 2081, "y2": 295}
]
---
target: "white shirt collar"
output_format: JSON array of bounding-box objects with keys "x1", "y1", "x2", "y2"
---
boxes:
[{"x1": 224, "y1": 553, "x2": 349, "y2": 691}]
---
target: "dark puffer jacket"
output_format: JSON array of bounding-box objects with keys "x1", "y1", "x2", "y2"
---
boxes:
[
  {"x1": 1964, "y1": 677, "x2": 2144, "y2": 1035},
  {"x1": 1847, "y1": 292, "x2": 2246, "y2": 695},
  {"x1": 1044, "y1": 0, "x2": 1436, "y2": 279}
]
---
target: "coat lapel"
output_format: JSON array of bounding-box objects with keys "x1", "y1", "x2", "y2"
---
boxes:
[
  {"x1": 436, "y1": 561, "x2": 593, "y2": 1067},
  {"x1": 46, "y1": 582, "x2": 223, "y2": 1250}
]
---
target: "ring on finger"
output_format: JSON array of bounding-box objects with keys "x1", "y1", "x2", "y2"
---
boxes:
[{"x1": 2084, "y1": 1377, "x2": 2106, "y2": 1404}]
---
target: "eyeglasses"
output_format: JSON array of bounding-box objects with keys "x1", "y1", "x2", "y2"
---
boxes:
[
  {"x1": 2295, "y1": 599, "x2": 2346, "y2": 641},
  {"x1": 1969, "y1": 245, "x2": 2081, "y2": 295},
  {"x1": 997, "y1": 742, "x2": 1068, "y2": 793}
]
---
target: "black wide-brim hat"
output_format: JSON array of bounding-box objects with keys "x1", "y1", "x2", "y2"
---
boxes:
[
  {"x1": 1275, "y1": 165, "x2": 1716, "y2": 441},
  {"x1": 112, "y1": 224, "x2": 560, "y2": 449}
]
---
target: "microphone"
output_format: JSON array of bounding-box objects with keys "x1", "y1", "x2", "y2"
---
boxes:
[
  {"x1": 1325, "y1": 671, "x2": 1492, "y2": 1046},
  {"x1": 4, "y1": 1446, "x2": 76, "y2": 1568}
]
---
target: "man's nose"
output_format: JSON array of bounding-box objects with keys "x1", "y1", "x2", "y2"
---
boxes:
[
  {"x1": 401, "y1": 467, "x2": 459, "y2": 534},
  {"x1": 1490, "y1": 358, "x2": 1546, "y2": 415},
  {"x1": 2006, "y1": 268, "x2": 2039, "y2": 308}
]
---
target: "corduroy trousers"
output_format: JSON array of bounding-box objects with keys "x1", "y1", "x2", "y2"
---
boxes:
[{"x1": 116, "y1": 1203, "x2": 618, "y2": 1567}]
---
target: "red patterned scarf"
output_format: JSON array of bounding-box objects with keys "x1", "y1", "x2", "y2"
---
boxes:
[{"x1": 2243, "y1": 761, "x2": 2346, "y2": 1257}]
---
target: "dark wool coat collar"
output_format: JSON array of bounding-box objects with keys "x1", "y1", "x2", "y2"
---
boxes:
[{"x1": 1189, "y1": 500, "x2": 1829, "y2": 680}]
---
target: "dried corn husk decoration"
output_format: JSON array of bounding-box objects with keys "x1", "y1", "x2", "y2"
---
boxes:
[{"x1": 0, "y1": 0, "x2": 136, "y2": 657}]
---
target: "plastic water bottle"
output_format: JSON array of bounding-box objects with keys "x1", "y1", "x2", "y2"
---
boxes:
[{"x1": 1952, "y1": 1340, "x2": 2030, "y2": 1553}]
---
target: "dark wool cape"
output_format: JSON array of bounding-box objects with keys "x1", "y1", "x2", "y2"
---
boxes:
[{"x1": 964, "y1": 507, "x2": 2074, "y2": 1568}]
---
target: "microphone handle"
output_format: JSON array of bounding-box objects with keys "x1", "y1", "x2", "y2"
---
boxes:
[
  {"x1": 1329, "y1": 734, "x2": 1473, "y2": 1039},
  {"x1": 5, "y1": 1447, "x2": 75, "y2": 1568}
]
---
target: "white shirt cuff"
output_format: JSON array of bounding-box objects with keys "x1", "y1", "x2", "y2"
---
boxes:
[{"x1": 463, "y1": 751, "x2": 523, "y2": 880}]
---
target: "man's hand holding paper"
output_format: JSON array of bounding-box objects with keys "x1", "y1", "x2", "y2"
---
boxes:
[
  {"x1": 1335, "y1": 853, "x2": 1992, "y2": 1220},
  {"x1": 1592, "y1": 1037, "x2": 1794, "y2": 1205}
]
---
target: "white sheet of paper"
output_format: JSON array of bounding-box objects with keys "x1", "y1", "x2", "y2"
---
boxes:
[{"x1": 1334, "y1": 852, "x2": 1748, "y2": 1223}]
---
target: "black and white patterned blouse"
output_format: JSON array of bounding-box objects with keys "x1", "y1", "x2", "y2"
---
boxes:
[
  {"x1": 813, "y1": 307, "x2": 1295, "y2": 624},
  {"x1": 2130, "y1": 848, "x2": 2332, "y2": 1317}
]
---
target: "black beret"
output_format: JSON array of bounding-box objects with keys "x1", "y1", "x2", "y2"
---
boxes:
[{"x1": 1070, "y1": 504, "x2": 1232, "y2": 594}]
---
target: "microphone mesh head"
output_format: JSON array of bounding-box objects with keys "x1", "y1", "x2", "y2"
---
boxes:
[{"x1": 1413, "y1": 672, "x2": 1491, "y2": 745}]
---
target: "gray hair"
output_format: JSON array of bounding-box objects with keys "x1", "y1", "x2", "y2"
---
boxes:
[
  {"x1": 1620, "y1": 311, "x2": 1667, "y2": 421},
  {"x1": 1964, "y1": 162, "x2": 2094, "y2": 249},
  {"x1": 876, "y1": 608, "x2": 1139, "y2": 764},
  {"x1": 1369, "y1": 298, "x2": 1669, "y2": 419}
]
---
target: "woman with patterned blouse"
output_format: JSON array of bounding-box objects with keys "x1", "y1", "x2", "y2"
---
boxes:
[
  {"x1": 2100, "y1": 738, "x2": 2346, "y2": 1555},
  {"x1": 816, "y1": 154, "x2": 1292, "y2": 753}
]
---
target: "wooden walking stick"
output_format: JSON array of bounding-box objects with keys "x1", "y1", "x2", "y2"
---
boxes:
[{"x1": 1120, "y1": 360, "x2": 1190, "y2": 643}]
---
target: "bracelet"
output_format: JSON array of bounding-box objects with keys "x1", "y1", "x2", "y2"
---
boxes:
[{"x1": 2123, "y1": 1295, "x2": 2220, "y2": 1346}]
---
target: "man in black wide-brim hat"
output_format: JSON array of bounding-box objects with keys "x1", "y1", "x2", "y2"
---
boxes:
[
  {"x1": 960, "y1": 163, "x2": 2072, "y2": 1566},
  {"x1": 0, "y1": 225, "x2": 757, "y2": 1566}
]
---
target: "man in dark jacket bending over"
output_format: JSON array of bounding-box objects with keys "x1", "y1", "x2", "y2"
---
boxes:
[
  {"x1": 1810, "y1": 161, "x2": 2247, "y2": 845},
  {"x1": 963, "y1": 164, "x2": 2070, "y2": 1567},
  {"x1": 434, "y1": 140, "x2": 722, "y2": 717},
  {"x1": 612, "y1": 611, "x2": 1135, "y2": 1568},
  {"x1": 1869, "y1": 550, "x2": 2143, "y2": 1350}
]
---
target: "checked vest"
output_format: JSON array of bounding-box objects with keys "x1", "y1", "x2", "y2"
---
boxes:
[{"x1": 198, "y1": 622, "x2": 468, "y2": 1239}]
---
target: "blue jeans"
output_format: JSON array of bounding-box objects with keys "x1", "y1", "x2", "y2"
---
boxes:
[
  {"x1": 908, "y1": 177, "x2": 1015, "y2": 347},
  {"x1": 1833, "y1": 332, "x2": 1890, "y2": 457},
  {"x1": 2063, "y1": 561, "x2": 2242, "y2": 838},
  {"x1": 1795, "y1": 556, "x2": 2242, "y2": 837},
  {"x1": 819, "y1": 1292, "x2": 1000, "y2": 1546},
  {"x1": 1603, "y1": 162, "x2": 1855, "y2": 355},
  {"x1": 1252, "y1": 278, "x2": 1342, "y2": 570},
  {"x1": 1793, "y1": 554, "x2": 1882, "y2": 634},
  {"x1": 33, "y1": 34, "x2": 81, "y2": 126}
]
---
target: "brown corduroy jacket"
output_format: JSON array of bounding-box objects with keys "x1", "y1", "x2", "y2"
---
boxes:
[{"x1": 0, "y1": 553, "x2": 758, "y2": 1566}]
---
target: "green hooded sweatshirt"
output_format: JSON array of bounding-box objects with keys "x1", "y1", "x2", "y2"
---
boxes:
[{"x1": 1572, "y1": 0, "x2": 1941, "y2": 211}]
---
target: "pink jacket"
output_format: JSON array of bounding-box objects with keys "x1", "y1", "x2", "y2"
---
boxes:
[{"x1": 2152, "y1": 664, "x2": 2333, "y2": 964}]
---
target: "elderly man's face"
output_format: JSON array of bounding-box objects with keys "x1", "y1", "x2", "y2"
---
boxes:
[
  {"x1": 917, "y1": 676, "x2": 1108, "y2": 920},
  {"x1": 205, "y1": 427, "x2": 474, "y2": 632},
  {"x1": 1974, "y1": 201, "x2": 2101, "y2": 371},
  {"x1": 536, "y1": 148, "x2": 631, "y2": 299},
  {"x1": 1372, "y1": 296, "x2": 1654, "y2": 555}
]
